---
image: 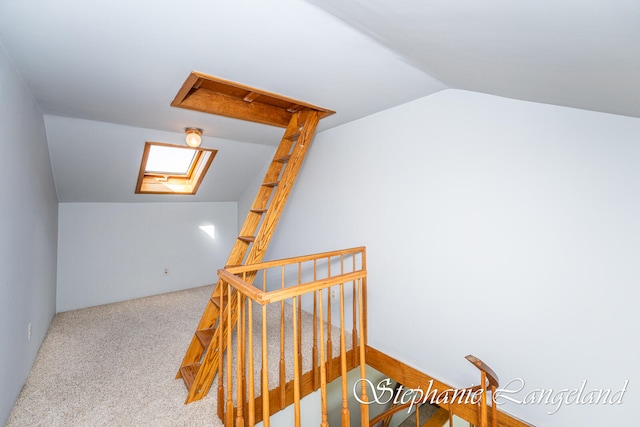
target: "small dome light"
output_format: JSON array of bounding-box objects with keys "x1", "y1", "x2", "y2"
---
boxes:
[{"x1": 185, "y1": 127, "x2": 202, "y2": 148}]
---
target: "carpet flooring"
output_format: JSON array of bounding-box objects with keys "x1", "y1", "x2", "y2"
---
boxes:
[
  {"x1": 7, "y1": 284, "x2": 351, "y2": 427},
  {"x1": 8, "y1": 285, "x2": 223, "y2": 426}
]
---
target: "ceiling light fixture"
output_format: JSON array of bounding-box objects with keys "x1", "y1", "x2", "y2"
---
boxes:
[{"x1": 185, "y1": 127, "x2": 203, "y2": 148}]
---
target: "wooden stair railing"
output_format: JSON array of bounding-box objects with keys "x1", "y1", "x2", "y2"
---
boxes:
[
  {"x1": 465, "y1": 355, "x2": 500, "y2": 427},
  {"x1": 216, "y1": 247, "x2": 368, "y2": 427},
  {"x1": 171, "y1": 72, "x2": 334, "y2": 404},
  {"x1": 365, "y1": 347, "x2": 533, "y2": 427},
  {"x1": 368, "y1": 355, "x2": 500, "y2": 427}
]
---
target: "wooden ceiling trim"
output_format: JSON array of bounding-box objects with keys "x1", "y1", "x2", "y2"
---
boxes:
[{"x1": 171, "y1": 71, "x2": 335, "y2": 127}]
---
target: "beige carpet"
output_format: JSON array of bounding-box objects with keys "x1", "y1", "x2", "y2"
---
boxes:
[
  {"x1": 7, "y1": 285, "x2": 351, "y2": 427},
  {"x1": 7, "y1": 285, "x2": 221, "y2": 427}
]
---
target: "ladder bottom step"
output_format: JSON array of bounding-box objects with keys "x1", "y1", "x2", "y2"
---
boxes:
[{"x1": 180, "y1": 363, "x2": 200, "y2": 390}]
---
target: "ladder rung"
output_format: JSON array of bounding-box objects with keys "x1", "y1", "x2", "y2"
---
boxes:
[
  {"x1": 195, "y1": 328, "x2": 215, "y2": 348},
  {"x1": 262, "y1": 181, "x2": 279, "y2": 188},
  {"x1": 211, "y1": 296, "x2": 227, "y2": 309},
  {"x1": 180, "y1": 363, "x2": 200, "y2": 390},
  {"x1": 243, "y1": 91, "x2": 261, "y2": 103},
  {"x1": 283, "y1": 130, "x2": 301, "y2": 140},
  {"x1": 238, "y1": 236, "x2": 256, "y2": 243},
  {"x1": 250, "y1": 208, "x2": 268, "y2": 214},
  {"x1": 273, "y1": 155, "x2": 291, "y2": 163},
  {"x1": 287, "y1": 104, "x2": 303, "y2": 113}
]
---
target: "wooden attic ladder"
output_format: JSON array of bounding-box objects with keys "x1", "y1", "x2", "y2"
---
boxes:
[{"x1": 171, "y1": 72, "x2": 335, "y2": 404}]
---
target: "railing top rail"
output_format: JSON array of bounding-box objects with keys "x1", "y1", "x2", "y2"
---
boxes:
[
  {"x1": 218, "y1": 268, "x2": 367, "y2": 306},
  {"x1": 225, "y1": 246, "x2": 366, "y2": 274},
  {"x1": 465, "y1": 355, "x2": 500, "y2": 388}
]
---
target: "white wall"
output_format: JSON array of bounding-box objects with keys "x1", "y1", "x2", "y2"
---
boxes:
[
  {"x1": 265, "y1": 90, "x2": 640, "y2": 426},
  {"x1": 0, "y1": 44, "x2": 58, "y2": 424},
  {"x1": 57, "y1": 202, "x2": 237, "y2": 311}
]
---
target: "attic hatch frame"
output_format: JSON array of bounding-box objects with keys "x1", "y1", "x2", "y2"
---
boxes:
[
  {"x1": 171, "y1": 71, "x2": 335, "y2": 127},
  {"x1": 172, "y1": 71, "x2": 336, "y2": 405}
]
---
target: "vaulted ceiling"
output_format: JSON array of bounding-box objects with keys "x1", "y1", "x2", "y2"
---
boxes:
[{"x1": 1, "y1": 0, "x2": 638, "y2": 202}]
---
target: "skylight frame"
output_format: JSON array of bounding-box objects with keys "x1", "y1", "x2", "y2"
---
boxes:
[{"x1": 135, "y1": 141, "x2": 217, "y2": 195}]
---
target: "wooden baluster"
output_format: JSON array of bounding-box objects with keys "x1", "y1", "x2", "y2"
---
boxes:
[
  {"x1": 248, "y1": 299, "x2": 255, "y2": 427},
  {"x1": 297, "y1": 263, "x2": 303, "y2": 381},
  {"x1": 218, "y1": 281, "x2": 225, "y2": 420},
  {"x1": 491, "y1": 384, "x2": 498, "y2": 427},
  {"x1": 361, "y1": 251, "x2": 367, "y2": 344},
  {"x1": 226, "y1": 283, "x2": 233, "y2": 427},
  {"x1": 312, "y1": 260, "x2": 319, "y2": 390},
  {"x1": 261, "y1": 305, "x2": 270, "y2": 427},
  {"x1": 318, "y1": 289, "x2": 329, "y2": 427},
  {"x1": 358, "y1": 278, "x2": 369, "y2": 427},
  {"x1": 339, "y1": 282, "x2": 350, "y2": 427},
  {"x1": 351, "y1": 255, "x2": 358, "y2": 366},
  {"x1": 480, "y1": 371, "x2": 487, "y2": 427},
  {"x1": 279, "y1": 266, "x2": 286, "y2": 409},
  {"x1": 326, "y1": 257, "x2": 332, "y2": 379},
  {"x1": 259, "y1": 269, "x2": 268, "y2": 426},
  {"x1": 236, "y1": 293, "x2": 245, "y2": 426},
  {"x1": 241, "y1": 274, "x2": 248, "y2": 424},
  {"x1": 292, "y1": 296, "x2": 301, "y2": 427}
]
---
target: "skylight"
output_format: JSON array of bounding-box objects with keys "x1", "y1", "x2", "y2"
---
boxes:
[
  {"x1": 135, "y1": 141, "x2": 217, "y2": 195},
  {"x1": 145, "y1": 145, "x2": 197, "y2": 175}
]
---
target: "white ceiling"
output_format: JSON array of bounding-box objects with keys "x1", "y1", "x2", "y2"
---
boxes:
[
  {"x1": 310, "y1": 0, "x2": 640, "y2": 118},
  {"x1": 1, "y1": 0, "x2": 638, "y2": 202},
  {"x1": 43, "y1": 115, "x2": 276, "y2": 203}
]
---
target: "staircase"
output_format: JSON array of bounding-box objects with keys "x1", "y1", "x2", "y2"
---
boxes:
[{"x1": 171, "y1": 72, "x2": 335, "y2": 404}]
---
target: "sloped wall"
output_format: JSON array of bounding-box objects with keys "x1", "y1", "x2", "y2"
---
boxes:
[
  {"x1": 0, "y1": 44, "x2": 58, "y2": 424},
  {"x1": 265, "y1": 89, "x2": 640, "y2": 426}
]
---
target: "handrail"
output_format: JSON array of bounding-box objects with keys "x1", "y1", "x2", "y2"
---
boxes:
[
  {"x1": 466, "y1": 354, "x2": 500, "y2": 388},
  {"x1": 225, "y1": 246, "x2": 366, "y2": 274},
  {"x1": 218, "y1": 268, "x2": 367, "y2": 305},
  {"x1": 217, "y1": 269, "x2": 263, "y2": 301},
  {"x1": 369, "y1": 400, "x2": 413, "y2": 425}
]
